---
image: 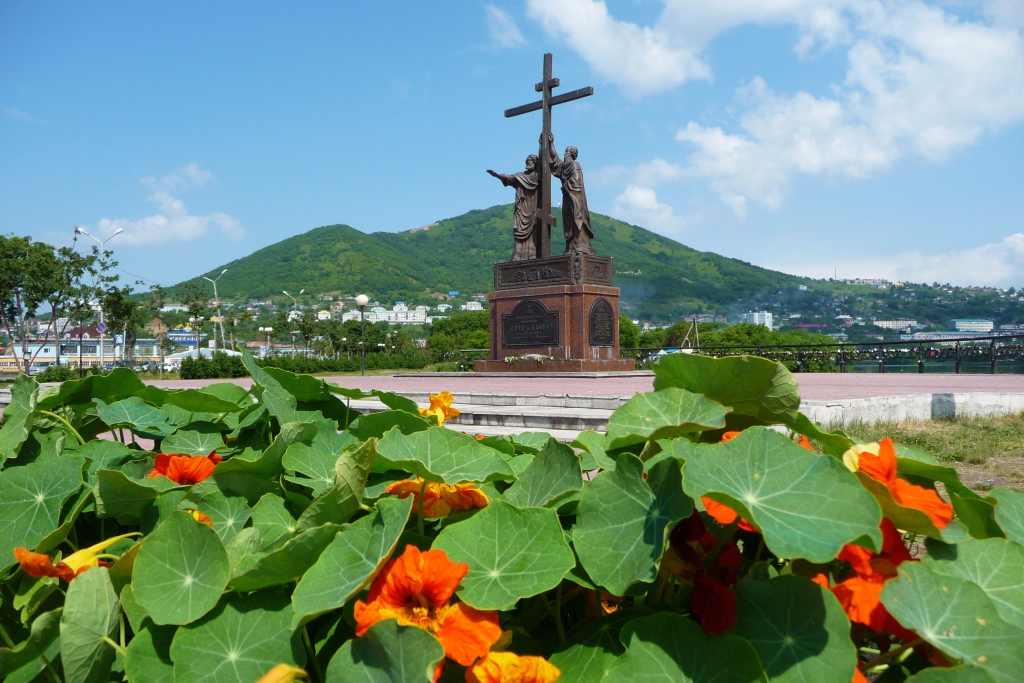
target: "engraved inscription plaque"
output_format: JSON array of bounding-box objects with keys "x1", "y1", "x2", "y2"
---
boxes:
[
  {"x1": 589, "y1": 298, "x2": 614, "y2": 347},
  {"x1": 503, "y1": 299, "x2": 559, "y2": 347}
]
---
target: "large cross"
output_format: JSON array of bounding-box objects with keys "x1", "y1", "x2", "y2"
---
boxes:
[{"x1": 505, "y1": 53, "x2": 593, "y2": 258}]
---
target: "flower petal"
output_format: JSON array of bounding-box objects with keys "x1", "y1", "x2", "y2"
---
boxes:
[
  {"x1": 433, "y1": 602, "x2": 501, "y2": 667},
  {"x1": 466, "y1": 652, "x2": 561, "y2": 683},
  {"x1": 831, "y1": 574, "x2": 888, "y2": 633},
  {"x1": 691, "y1": 576, "x2": 736, "y2": 635}
]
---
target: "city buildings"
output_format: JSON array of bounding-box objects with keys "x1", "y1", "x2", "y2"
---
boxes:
[
  {"x1": 740, "y1": 311, "x2": 773, "y2": 330},
  {"x1": 871, "y1": 319, "x2": 917, "y2": 330},
  {"x1": 947, "y1": 319, "x2": 994, "y2": 332}
]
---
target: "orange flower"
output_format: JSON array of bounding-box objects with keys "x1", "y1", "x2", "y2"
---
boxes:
[
  {"x1": 798, "y1": 434, "x2": 813, "y2": 451},
  {"x1": 844, "y1": 439, "x2": 953, "y2": 528},
  {"x1": 719, "y1": 430, "x2": 742, "y2": 443},
  {"x1": 148, "y1": 452, "x2": 223, "y2": 485},
  {"x1": 420, "y1": 391, "x2": 461, "y2": 425},
  {"x1": 255, "y1": 664, "x2": 308, "y2": 683},
  {"x1": 831, "y1": 519, "x2": 914, "y2": 633},
  {"x1": 185, "y1": 509, "x2": 214, "y2": 527},
  {"x1": 853, "y1": 669, "x2": 869, "y2": 683},
  {"x1": 14, "y1": 532, "x2": 139, "y2": 582},
  {"x1": 354, "y1": 545, "x2": 501, "y2": 666},
  {"x1": 465, "y1": 652, "x2": 561, "y2": 683},
  {"x1": 386, "y1": 477, "x2": 489, "y2": 518},
  {"x1": 702, "y1": 497, "x2": 758, "y2": 533}
]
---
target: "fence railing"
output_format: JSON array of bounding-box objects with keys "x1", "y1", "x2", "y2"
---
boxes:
[{"x1": 459, "y1": 334, "x2": 1024, "y2": 373}]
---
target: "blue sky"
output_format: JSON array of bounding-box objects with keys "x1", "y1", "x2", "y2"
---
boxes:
[{"x1": 3, "y1": 1, "x2": 1023, "y2": 289}]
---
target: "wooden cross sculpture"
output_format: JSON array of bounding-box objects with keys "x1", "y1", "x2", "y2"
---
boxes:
[{"x1": 505, "y1": 53, "x2": 593, "y2": 259}]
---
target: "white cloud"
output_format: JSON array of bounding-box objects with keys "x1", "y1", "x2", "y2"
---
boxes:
[
  {"x1": 486, "y1": 4, "x2": 527, "y2": 48},
  {"x1": 612, "y1": 185, "x2": 685, "y2": 232},
  {"x1": 530, "y1": 1, "x2": 1024, "y2": 216},
  {"x1": 90, "y1": 165, "x2": 242, "y2": 246},
  {"x1": 5, "y1": 106, "x2": 44, "y2": 124},
  {"x1": 768, "y1": 233, "x2": 1024, "y2": 288},
  {"x1": 525, "y1": 0, "x2": 711, "y2": 98}
]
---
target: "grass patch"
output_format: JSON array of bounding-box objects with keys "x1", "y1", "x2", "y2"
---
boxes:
[{"x1": 844, "y1": 413, "x2": 1024, "y2": 491}]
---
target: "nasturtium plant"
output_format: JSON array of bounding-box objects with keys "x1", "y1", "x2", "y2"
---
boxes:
[{"x1": 0, "y1": 347, "x2": 1021, "y2": 683}]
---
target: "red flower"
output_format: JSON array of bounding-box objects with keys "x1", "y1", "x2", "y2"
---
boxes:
[
  {"x1": 148, "y1": 453, "x2": 223, "y2": 485},
  {"x1": 831, "y1": 519, "x2": 915, "y2": 634},
  {"x1": 353, "y1": 545, "x2": 501, "y2": 667},
  {"x1": 709, "y1": 541, "x2": 742, "y2": 586},
  {"x1": 845, "y1": 439, "x2": 953, "y2": 528},
  {"x1": 691, "y1": 576, "x2": 737, "y2": 635}
]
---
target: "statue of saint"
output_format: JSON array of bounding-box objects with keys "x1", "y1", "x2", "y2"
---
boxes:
[
  {"x1": 487, "y1": 155, "x2": 539, "y2": 261},
  {"x1": 548, "y1": 136, "x2": 595, "y2": 256}
]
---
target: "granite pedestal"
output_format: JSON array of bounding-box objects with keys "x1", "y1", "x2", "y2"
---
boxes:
[{"x1": 475, "y1": 253, "x2": 635, "y2": 373}]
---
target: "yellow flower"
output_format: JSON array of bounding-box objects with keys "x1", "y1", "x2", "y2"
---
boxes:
[
  {"x1": 420, "y1": 391, "x2": 460, "y2": 425},
  {"x1": 185, "y1": 509, "x2": 214, "y2": 527},
  {"x1": 15, "y1": 532, "x2": 140, "y2": 582},
  {"x1": 255, "y1": 664, "x2": 307, "y2": 683},
  {"x1": 466, "y1": 651, "x2": 561, "y2": 683},
  {"x1": 842, "y1": 443, "x2": 880, "y2": 473}
]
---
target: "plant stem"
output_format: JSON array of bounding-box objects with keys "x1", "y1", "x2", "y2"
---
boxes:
[
  {"x1": 754, "y1": 535, "x2": 766, "y2": 564},
  {"x1": 302, "y1": 626, "x2": 325, "y2": 682},
  {"x1": 119, "y1": 612, "x2": 126, "y2": 649},
  {"x1": 861, "y1": 638, "x2": 924, "y2": 671},
  {"x1": 37, "y1": 410, "x2": 85, "y2": 445},
  {"x1": 102, "y1": 635, "x2": 126, "y2": 656},
  {"x1": 416, "y1": 479, "x2": 427, "y2": 536},
  {"x1": 554, "y1": 583, "x2": 565, "y2": 644},
  {"x1": 703, "y1": 519, "x2": 740, "y2": 569},
  {"x1": 0, "y1": 622, "x2": 17, "y2": 647}
]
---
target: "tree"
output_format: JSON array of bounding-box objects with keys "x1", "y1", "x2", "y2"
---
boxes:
[
  {"x1": 101, "y1": 285, "x2": 149, "y2": 364},
  {"x1": 179, "y1": 283, "x2": 209, "y2": 357},
  {"x1": 45, "y1": 246, "x2": 100, "y2": 368},
  {"x1": 619, "y1": 316, "x2": 640, "y2": 349}
]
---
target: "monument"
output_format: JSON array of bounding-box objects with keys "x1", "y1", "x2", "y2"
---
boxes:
[{"x1": 476, "y1": 54, "x2": 634, "y2": 373}]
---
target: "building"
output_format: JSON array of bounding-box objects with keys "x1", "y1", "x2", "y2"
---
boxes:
[
  {"x1": 341, "y1": 303, "x2": 431, "y2": 325},
  {"x1": 842, "y1": 278, "x2": 890, "y2": 286},
  {"x1": 740, "y1": 311, "x2": 773, "y2": 330},
  {"x1": 688, "y1": 314, "x2": 727, "y2": 324},
  {"x1": 316, "y1": 310, "x2": 332, "y2": 321},
  {"x1": 0, "y1": 338, "x2": 168, "y2": 371},
  {"x1": 160, "y1": 303, "x2": 189, "y2": 313},
  {"x1": 871, "y1": 319, "x2": 917, "y2": 330},
  {"x1": 461, "y1": 301, "x2": 483, "y2": 311},
  {"x1": 947, "y1": 319, "x2": 994, "y2": 333}
]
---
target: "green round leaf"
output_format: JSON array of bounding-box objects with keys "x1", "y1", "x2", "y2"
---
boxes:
[
  {"x1": 605, "y1": 387, "x2": 730, "y2": 449},
  {"x1": 133, "y1": 511, "x2": 230, "y2": 625},
  {"x1": 283, "y1": 419, "x2": 359, "y2": 495},
  {"x1": 229, "y1": 522, "x2": 341, "y2": 592},
  {"x1": 669, "y1": 427, "x2": 883, "y2": 562},
  {"x1": 124, "y1": 624, "x2": 175, "y2": 683},
  {"x1": 375, "y1": 425, "x2": 515, "y2": 485},
  {"x1": 730, "y1": 575, "x2": 857, "y2": 683},
  {"x1": 160, "y1": 423, "x2": 225, "y2": 456},
  {"x1": 170, "y1": 591, "x2": 304, "y2": 683},
  {"x1": 189, "y1": 490, "x2": 251, "y2": 543},
  {"x1": 94, "y1": 397, "x2": 177, "y2": 436},
  {"x1": 926, "y1": 538, "x2": 1024, "y2": 630},
  {"x1": 502, "y1": 438, "x2": 583, "y2": 509},
  {"x1": 433, "y1": 499, "x2": 575, "y2": 610},
  {"x1": 251, "y1": 493, "x2": 297, "y2": 552},
  {"x1": 60, "y1": 567, "x2": 119, "y2": 683},
  {"x1": 652, "y1": 353, "x2": 800, "y2": 429},
  {"x1": 291, "y1": 496, "x2": 413, "y2": 628},
  {"x1": 0, "y1": 453, "x2": 84, "y2": 567},
  {"x1": 605, "y1": 612, "x2": 767, "y2": 683},
  {"x1": 0, "y1": 608, "x2": 61, "y2": 677},
  {"x1": 573, "y1": 455, "x2": 692, "y2": 596},
  {"x1": 905, "y1": 667, "x2": 996, "y2": 682},
  {"x1": 882, "y1": 562, "x2": 1024, "y2": 683},
  {"x1": 549, "y1": 609, "x2": 642, "y2": 683},
  {"x1": 326, "y1": 618, "x2": 444, "y2": 683},
  {"x1": 989, "y1": 489, "x2": 1024, "y2": 545},
  {"x1": 295, "y1": 437, "x2": 376, "y2": 532}
]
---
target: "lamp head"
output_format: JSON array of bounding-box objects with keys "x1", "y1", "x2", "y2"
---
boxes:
[
  {"x1": 221, "y1": 269, "x2": 228, "y2": 275},
  {"x1": 282, "y1": 290, "x2": 289, "y2": 296},
  {"x1": 111, "y1": 228, "x2": 124, "y2": 237},
  {"x1": 355, "y1": 294, "x2": 369, "y2": 307}
]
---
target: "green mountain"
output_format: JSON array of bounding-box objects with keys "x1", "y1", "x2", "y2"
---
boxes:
[{"x1": 174, "y1": 205, "x2": 805, "y2": 319}]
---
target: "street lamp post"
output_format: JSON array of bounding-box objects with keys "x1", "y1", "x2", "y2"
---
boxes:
[
  {"x1": 189, "y1": 316, "x2": 205, "y2": 359},
  {"x1": 258, "y1": 327, "x2": 273, "y2": 358},
  {"x1": 73, "y1": 226, "x2": 122, "y2": 371},
  {"x1": 356, "y1": 294, "x2": 369, "y2": 375},
  {"x1": 202, "y1": 269, "x2": 228, "y2": 350}
]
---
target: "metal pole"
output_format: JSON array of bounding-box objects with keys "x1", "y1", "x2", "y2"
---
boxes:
[
  {"x1": 99, "y1": 308, "x2": 105, "y2": 370},
  {"x1": 918, "y1": 344, "x2": 925, "y2": 374},
  {"x1": 360, "y1": 305, "x2": 366, "y2": 376},
  {"x1": 990, "y1": 339, "x2": 997, "y2": 375},
  {"x1": 878, "y1": 345, "x2": 885, "y2": 374},
  {"x1": 955, "y1": 342, "x2": 962, "y2": 374}
]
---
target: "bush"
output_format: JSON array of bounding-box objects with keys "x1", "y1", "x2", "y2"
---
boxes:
[
  {"x1": 180, "y1": 352, "x2": 248, "y2": 379},
  {"x1": 31, "y1": 364, "x2": 78, "y2": 383}
]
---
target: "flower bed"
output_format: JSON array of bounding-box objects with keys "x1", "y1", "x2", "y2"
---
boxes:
[{"x1": 0, "y1": 349, "x2": 1022, "y2": 683}]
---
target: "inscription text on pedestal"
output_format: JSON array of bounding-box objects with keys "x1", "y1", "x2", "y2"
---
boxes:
[
  {"x1": 589, "y1": 298, "x2": 614, "y2": 347},
  {"x1": 503, "y1": 299, "x2": 560, "y2": 347}
]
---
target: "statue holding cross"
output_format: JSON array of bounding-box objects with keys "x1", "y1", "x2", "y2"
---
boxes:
[{"x1": 488, "y1": 53, "x2": 593, "y2": 261}]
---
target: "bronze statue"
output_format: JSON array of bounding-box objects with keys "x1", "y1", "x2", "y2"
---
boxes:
[
  {"x1": 548, "y1": 134, "x2": 595, "y2": 256},
  {"x1": 487, "y1": 155, "x2": 540, "y2": 261}
]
